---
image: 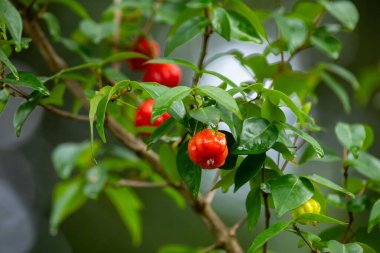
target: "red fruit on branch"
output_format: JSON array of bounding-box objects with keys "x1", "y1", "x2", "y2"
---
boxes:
[
  {"x1": 134, "y1": 99, "x2": 170, "y2": 128},
  {"x1": 188, "y1": 129, "x2": 228, "y2": 170},
  {"x1": 128, "y1": 37, "x2": 160, "y2": 71},
  {"x1": 142, "y1": 63, "x2": 182, "y2": 87}
]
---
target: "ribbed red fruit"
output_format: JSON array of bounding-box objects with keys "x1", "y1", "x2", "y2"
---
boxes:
[
  {"x1": 142, "y1": 63, "x2": 182, "y2": 87},
  {"x1": 188, "y1": 130, "x2": 228, "y2": 170},
  {"x1": 134, "y1": 99, "x2": 170, "y2": 128},
  {"x1": 128, "y1": 37, "x2": 160, "y2": 71}
]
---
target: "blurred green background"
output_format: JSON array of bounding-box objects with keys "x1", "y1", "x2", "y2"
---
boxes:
[{"x1": 1, "y1": 0, "x2": 380, "y2": 252}]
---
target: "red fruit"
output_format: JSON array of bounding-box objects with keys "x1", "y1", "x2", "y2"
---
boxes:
[
  {"x1": 188, "y1": 130, "x2": 228, "y2": 170},
  {"x1": 128, "y1": 37, "x2": 160, "y2": 71},
  {"x1": 134, "y1": 99, "x2": 170, "y2": 128},
  {"x1": 142, "y1": 63, "x2": 182, "y2": 87}
]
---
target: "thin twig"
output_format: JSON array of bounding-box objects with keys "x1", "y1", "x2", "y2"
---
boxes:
[
  {"x1": 341, "y1": 147, "x2": 354, "y2": 243},
  {"x1": 293, "y1": 225, "x2": 318, "y2": 253},
  {"x1": 262, "y1": 167, "x2": 270, "y2": 253},
  {"x1": 142, "y1": 0, "x2": 164, "y2": 35},
  {"x1": 230, "y1": 216, "x2": 247, "y2": 236},
  {"x1": 116, "y1": 179, "x2": 168, "y2": 188}
]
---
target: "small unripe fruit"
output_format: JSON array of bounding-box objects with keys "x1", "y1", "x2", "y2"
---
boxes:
[
  {"x1": 292, "y1": 199, "x2": 321, "y2": 226},
  {"x1": 134, "y1": 99, "x2": 170, "y2": 129},
  {"x1": 128, "y1": 37, "x2": 160, "y2": 71},
  {"x1": 142, "y1": 63, "x2": 182, "y2": 87},
  {"x1": 188, "y1": 129, "x2": 228, "y2": 170}
]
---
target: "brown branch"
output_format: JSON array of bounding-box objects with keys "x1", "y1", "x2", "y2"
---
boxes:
[
  {"x1": 116, "y1": 179, "x2": 168, "y2": 188},
  {"x1": 293, "y1": 225, "x2": 319, "y2": 253},
  {"x1": 230, "y1": 216, "x2": 247, "y2": 236},
  {"x1": 21, "y1": 12, "x2": 243, "y2": 253}
]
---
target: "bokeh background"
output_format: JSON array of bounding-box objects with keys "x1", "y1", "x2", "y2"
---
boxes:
[{"x1": 1, "y1": 0, "x2": 380, "y2": 252}]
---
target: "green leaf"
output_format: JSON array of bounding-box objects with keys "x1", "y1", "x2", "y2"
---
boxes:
[
  {"x1": 42, "y1": 12, "x2": 61, "y2": 41},
  {"x1": 246, "y1": 185, "x2": 261, "y2": 231},
  {"x1": 176, "y1": 141, "x2": 202, "y2": 198},
  {"x1": 152, "y1": 86, "x2": 191, "y2": 122},
  {"x1": 189, "y1": 106, "x2": 220, "y2": 126},
  {"x1": 148, "y1": 58, "x2": 199, "y2": 73},
  {"x1": 218, "y1": 104, "x2": 242, "y2": 141},
  {"x1": 0, "y1": 87, "x2": 9, "y2": 113},
  {"x1": 0, "y1": 49, "x2": 18, "y2": 78},
  {"x1": 48, "y1": 0, "x2": 90, "y2": 18},
  {"x1": 0, "y1": 0, "x2": 22, "y2": 50},
  {"x1": 1, "y1": 72, "x2": 50, "y2": 95},
  {"x1": 274, "y1": 15, "x2": 307, "y2": 53},
  {"x1": 278, "y1": 122, "x2": 324, "y2": 157},
  {"x1": 211, "y1": 7, "x2": 231, "y2": 41},
  {"x1": 321, "y1": 63, "x2": 359, "y2": 90},
  {"x1": 49, "y1": 177, "x2": 87, "y2": 234},
  {"x1": 165, "y1": 16, "x2": 209, "y2": 56},
  {"x1": 263, "y1": 89, "x2": 309, "y2": 123},
  {"x1": 261, "y1": 98, "x2": 286, "y2": 123},
  {"x1": 83, "y1": 165, "x2": 108, "y2": 199},
  {"x1": 305, "y1": 174, "x2": 354, "y2": 198},
  {"x1": 227, "y1": 11, "x2": 261, "y2": 43},
  {"x1": 105, "y1": 187, "x2": 142, "y2": 245},
  {"x1": 132, "y1": 81, "x2": 169, "y2": 99},
  {"x1": 13, "y1": 91, "x2": 42, "y2": 137},
  {"x1": 225, "y1": 0, "x2": 267, "y2": 41},
  {"x1": 321, "y1": 72, "x2": 350, "y2": 113},
  {"x1": 271, "y1": 174, "x2": 314, "y2": 217},
  {"x1": 327, "y1": 240, "x2": 363, "y2": 253},
  {"x1": 102, "y1": 52, "x2": 148, "y2": 66},
  {"x1": 293, "y1": 1, "x2": 324, "y2": 24},
  {"x1": 243, "y1": 55, "x2": 278, "y2": 82},
  {"x1": 296, "y1": 213, "x2": 347, "y2": 225},
  {"x1": 147, "y1": 117, "x2": 175, "y2": 148},
  {"x1": 159, "y1": 144, "x2": 181, "y2": 183},
  {"x1": 201, "y1": 69, "x2": 238, "y2": 88},
  {"x1": 368, "y1": 199, "x2": 380, "y2": 233},
  {"x1": 347, "y1": 151, "x2": 380, "y2": 182},
  {"x1": 321, "y1": 0, "x2": 359, "y2": 31},
  {"x1": 219, "y1": 131, "x2": 238, "y2": 170},
  {"x1": 41, "y1": 84, "x2": 65, "y2": 106},
  {"x1": 311, "y1": 26, "x2": 342, "y2": 59},
  {"x1": 234, "y1": 118, "x2": 278, "y2": 155},
  {"x1": 234, "y1": 153, "x2": 266, "y2": 192},
  {"x1": 79, "y1": 19, "x2": 115, "y2": 44},
  {"x1": 247, "y1": 221, "x2": 291, "y2": 253},
  {"x1": 212, "y1": 168, "x2": 237, "y2": 192},
  {"x1": 357, "y1": 243, "x2": 377, "y2": 253},
  {"x1": 197, "y1": 85, "x2": 241, "y2": 118},
  {"x1": 52, "y1": 142, "x2": 89, "y2": 179},
  {"x1": 335, "y1": 122, "x2": 371, "y2": 158}
]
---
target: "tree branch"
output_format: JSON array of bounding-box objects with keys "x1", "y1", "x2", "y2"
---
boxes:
[
  {"x1": 262, "y1": 167, "x2": 270, "y2": 253},
  {"x1": 22, "y1": 13, "x2": 243, "y2": 253},
  {"x1": 293, "y1": 225, "x2": 319, "y2": 253}
]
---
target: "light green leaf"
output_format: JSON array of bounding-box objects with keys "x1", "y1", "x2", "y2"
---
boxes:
[
  {"x1": 0, "y1": 87, "x2": 10, "y2": 113},
  {"x1": 321, "y1": 63, "x2": 359, "y2": 90},
  {"x1": 132, "y1": 81, "x2": 169, "y2": 99},
  {"x1": 335, "y1": 122, "x2": 371, "y2": 157},
  {"x1": 275, "y1": 15, "x2": 307, "y2": 53},
  {"x1": 271, "y1": 174, "x2": 314, "y2": 217},
  {"x1": 201, "y1": 69, "x2": 238, "y2": 88},
  {"x1": 305, "y1": 174, "x2": 354, "y2": 198},
  {"x1": 198, "y1": 85, "x2": 241, "y2": 118},
  {"x1": 189, "y1": 106, "x2": 220, "y2": 126},
  {"x1": 42, "y1": 12, "x2": 61, "y2": 41},
  {"x1": 347, "y1": 151, "x2": 380, "y2": 182},
  {"x1": 327, "y1": 240, "x2": 363, "y2": 253},
  {"x1": 278, "y1": 122, "x2": 324, "y2": 157},
  {"x1": 0, "y1": 0, "x2": 22, "y2": 50},
  {"x1": 147, "y1": 117, "x2": 175, "y2": 148},
  {"x1": 311, "y1": 26, "x2": 342, "y2": 59},
  {"x1": 321, "y1": 72, "x2": 350, "y2": 113},
  {"x1": 0, "y1": 49, "x2": 18, "y2": 78},
  {"x1": 79, "y1": 19, "x2": 115, "y2": 44},
  {"x1": 247, "y1": 221, "x2": 291, "y2": 253},
  {"x1": 49, "y1": 177, "x2": 87, "y2": 234},
  {"x1": 1, "y1": 72, "x2": 50, "y2": 95},
  {"x1": 227, "y1": 11, "x2": 261, "y2": 43},
  {"x1": 41, "y1": 84, "x2": 66, "y2": 106},
  {"x1": 83, "y1": 165, "x2": 108, "y2": 199},
  {"x1": 322, "y1": 0, "x2": 359, "y2": 31},
  {"x1": 296, "y1": 213, "x2": 347, "y2": 225},
  {"x1": 211, "y1": 7, "x2": 231, "y2": 41},
  {"x1": 368, "y1": 199, "x2": 380, "y2": 233},
  {"x1": 165, "y1": 16, "x2": 209, "y2": 56},
  {"x1": 105, "y1": 187, "x2": 142, "y2": 245},
  {"x1": 48, "y1": 0, "x2": 90, "y2": 18},
  {"x1": 152, "y1": 86, "x2": 191, "y2": 122}
]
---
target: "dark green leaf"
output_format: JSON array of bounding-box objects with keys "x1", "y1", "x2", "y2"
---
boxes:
[
  {"x1": 48, "y1": 0, "x2": 90, "y2": 18},
  {"x1": 247, "y1": 221, "x2": 291, "y2": 253},
  {"x1": 1, "y1": 72, "x2": 49, "y2": 95},
  {"x1": 246, "y1": 185, "x2": 261, "y2": 231},
  {"x1": 227, "y1": 11, "x2": 261, "y2": 43},
  {"x1": 189, "y1": 106, "x2": 220, "y2": 126},
  {"x1": 105, "y1": 187, "x2": 142, "y2": 245},
  {"x1": 211, "y1": 7, "x2": 231, "y2": 41},
  {"x1": 278, "y1": 122, "x2": 324, "y2": 157},
  {"x1": 271, "y1": 174, "x2": 314, "y2": 217},
  {"x1": 148, "y1": 117, "x2": 175, "y2": 148},
  {"x1": 321, "y1": 63, "x2": 359, "y2": 90},
  {"x1": 42, "y1": 12, "x2": 61, "y2": 41},
  {"x1": 152, "y1": 86, "x2": 191, "y2": 122},
  {"x1": 197, "y1": 86, "x2": 241, "y2": 118},
  {"x1": 296, "y1": 213, "x2": 347, "y2": 225},
  {"x1": 176, "y1": 141, "x2": 202, "y2": 198},
  {"x1": 219, "y1": 131, "x2": 238, "y2": 170},
  {"x1": 212, "y1": 168, "x2": 237, "y2": 193},
  {"x1": 311, "y1": 26, "x2": 342, "y2": 59},
  {"x1": 0, "y1": 49, "x2": 18, "y2": 78},
  {"x1": 322, "y1": 72, "x2": 350, "y2": 113},
  {"x1": 261, "y1": 98, "x2": 286, "y2": 123},
  {"x1": 234, "y1": 153, "x2": 266, "y2": 192},
  {"x1": 368, "y1": 199, "x2": 380, "y2": 233},
  {"x1": 327, "y1": 240, "x2": 363, "y2": 253},
  {"x1": 13, "y1": 91, "x2": 43, "y2": 137},
  {"x1": 218, "y1": 104, "x2": 242, "y2": 141},
  {"x1": 52, "y1": 142, "x2": 89, "y2": 179},
  {"x1": 305, "y1": 174, "x2": 354, "y2": 198},
  {"x1": 0, "y1": 0, "x2": 22, "y2": 50},
  {"x1": 165, "y1": 16, "x2": 209, "y2": 56},
  {"x1": 234, "y1": 117, "x2": 278, "y2": 155},
  {"x1": 41, "y1": 84, "x2": 66, "y2": 106},
  {"x1": 347, "y1": 151, "x2": 380, "y2": 182},
  {"x1": 0, "y1": 87, "x2": 10, "y2": 113},
  {"x1": 49, "y1": 177, "x2": 87, "y2": 234},
  {"x1": 357, "y1": 243, "x2": 377, "y2": 253},
  {"x1": 159, "y1": 144, "x2": 181, "y2": 183},
  {"x1": 322, "y1": 1, "x2": 359, "y2": 31}
]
